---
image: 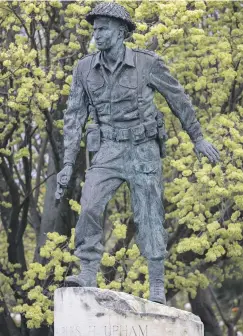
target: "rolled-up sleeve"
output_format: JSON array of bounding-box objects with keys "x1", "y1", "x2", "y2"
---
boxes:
[
  {"x1": 63, "y1": 62, "x2": 88, "y2": 165},
  {"x1": 149, "y1": 57, "x2": 203, "y2": 143}
]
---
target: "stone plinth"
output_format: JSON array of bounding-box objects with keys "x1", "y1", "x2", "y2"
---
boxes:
[{"x1": 54, "y1": 287, "x2": 203, "y2": 336}]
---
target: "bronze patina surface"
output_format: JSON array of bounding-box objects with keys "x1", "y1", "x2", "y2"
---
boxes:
[{"x1": 56, "y1": 2, "x2": 220, "y2": 305}]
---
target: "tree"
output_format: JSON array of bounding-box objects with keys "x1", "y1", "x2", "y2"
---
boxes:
[
  {"x1": 0, "y1": 1, "x2": 243, "y2": 335},
  {"x1": 0, "y1": 1, "x2": 91, "y2": 335}
]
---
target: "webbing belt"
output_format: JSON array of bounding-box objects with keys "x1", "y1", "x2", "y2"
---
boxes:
[
  {"x1": 100, "y1": 121, "x2": 158, "y2": 143},
  {"x1": 101, "y1": 127, "x2": 131, "y2": 141}
]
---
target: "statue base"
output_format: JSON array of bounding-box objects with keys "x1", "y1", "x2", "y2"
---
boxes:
[{"x1": 54, "y1": 287, "x2": 203, "y2": 336}]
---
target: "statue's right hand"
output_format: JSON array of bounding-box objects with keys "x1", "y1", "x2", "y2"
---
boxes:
[
  {"x1": 55, "y1": 164, "x2": 73, "y2": 200},
  {"x1": 57, "y1": 164, "x2": 73, "y2": 187}
]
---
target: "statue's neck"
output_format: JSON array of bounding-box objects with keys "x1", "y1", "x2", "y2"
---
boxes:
[{"x1": 102, "y1": 42, "x2": 125, "y2": 72}]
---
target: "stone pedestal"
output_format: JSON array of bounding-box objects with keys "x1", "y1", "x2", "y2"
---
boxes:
[{"x1": 54, "y1": 287, "x2": 203, "y2": 336}]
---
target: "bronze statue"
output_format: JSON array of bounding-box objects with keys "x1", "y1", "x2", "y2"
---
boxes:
[{"x1": 56, "y1": 2, "x2": 220, "y2": 304}]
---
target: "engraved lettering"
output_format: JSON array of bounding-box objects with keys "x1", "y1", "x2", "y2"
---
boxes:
[
  {"x1": 139, "y1": 325, "x2": 147, "y2": 336},
  {"x1": 55, "y1": 325, "x2": 83, "y2": 336},
  {"x1": 104, "y1": 326, "x2": 111, "y2": 336},
  {"x1": 120, "y1": 325, "x2": 128, "y2": 336},
  {"x1": 129, "y1": 326, "x2": 138, "y2": 336}
]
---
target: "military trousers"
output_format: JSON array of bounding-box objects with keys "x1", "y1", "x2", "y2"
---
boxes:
[{"x1": 75, "y1": 137, "x2": 168, "y2": 262}]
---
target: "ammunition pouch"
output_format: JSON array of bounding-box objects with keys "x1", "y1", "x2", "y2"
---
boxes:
[
  {"x1": 144, "y1": 120, "x2": 158, "y2": 138},
  {"x1": 100, "y1": 121, "x2": 159, "y2": 145},
  {"x1": 131, "y1": 124, "x2": 146, "y2": 143}
]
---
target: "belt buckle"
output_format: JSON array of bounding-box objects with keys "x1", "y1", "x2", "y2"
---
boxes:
[{"x1": 119, "y1": 129, "x2": 128, "y2": 141}]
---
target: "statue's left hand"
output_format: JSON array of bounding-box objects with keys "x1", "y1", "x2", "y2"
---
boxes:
[{"x1": 194, "y1": 139, "x2": 220, "y2": 163}]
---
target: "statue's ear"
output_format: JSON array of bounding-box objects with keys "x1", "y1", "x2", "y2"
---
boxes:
[
  {"x1": 118, "y1": 22, "x2": 129, "y2": 39},
  {"x1": 118, "y1": 26, "x2": 125, "y2": 39}
]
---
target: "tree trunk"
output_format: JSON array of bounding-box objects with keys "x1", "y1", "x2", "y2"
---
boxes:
[
  {"x1": 189, "y1": 288, "x2": 222, "y2": 336},
  {"x1": 227, "y1": 323, "x2": 235, "y2": 336},
  {"x1": 34, "y1": 151, "x2": 71, "y2": 262},
  {"x1": 0, "y1": 305, "x2": 22, "y2": 336},
  {"x1": 0, "y1": 312, "x2": 11, "y2": 336},
  {"x1": 35, "y1": 146, "x2": 85, "y2": 262}
]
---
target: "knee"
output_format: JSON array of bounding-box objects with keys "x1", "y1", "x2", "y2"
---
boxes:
[
  {"x1": 81, "y1": 204, "x2": 96, "y2": 218},
  {"x1": 80, "y1": 200, "x2": 103, "y2": 220}
]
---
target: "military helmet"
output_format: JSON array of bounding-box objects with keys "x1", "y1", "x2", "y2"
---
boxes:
[{"x1": 86, "y1": 2, "x2": 136, "y2": 32}]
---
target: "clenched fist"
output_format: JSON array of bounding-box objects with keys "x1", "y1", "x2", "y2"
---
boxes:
[{"x1": 55, "y1": 164, "x2": 73, "y2": 200}]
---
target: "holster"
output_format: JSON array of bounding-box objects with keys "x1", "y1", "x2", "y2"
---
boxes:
[
  {"x1": 156, "y1": 111, "x2": 168, "y2": 158},
  {"x1": 86, "y1": 124, "x2": 101, "y2": 152}
]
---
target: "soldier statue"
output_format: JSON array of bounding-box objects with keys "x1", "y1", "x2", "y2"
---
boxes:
[{"x1": 56, "y1": 2, "x2": 220, "y2": 304}]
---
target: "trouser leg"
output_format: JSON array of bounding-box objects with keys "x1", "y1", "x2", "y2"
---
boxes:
[
  {"x1": 130, "y1": 168, "x2": 167, "y2": 303},
  {"x1": 129, "y1": 140, "x2": 168, "y2": 303},
  {"x1": 66, "y1": 138, "x2": 125, "y2": 287},
  {"x1": 129, "y1": 163, "x2": 167, "y2": 261},
  {"x1": 66, "y1": 167, "x2": 123, "y2": 287},
  {"x1": 75, "y1": 167, "x2": 123, "y2": 262}
]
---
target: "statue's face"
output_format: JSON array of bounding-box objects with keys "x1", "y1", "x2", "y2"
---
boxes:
[{"x1": 93, "y1": 16, "x2": 123, "y2": 51}]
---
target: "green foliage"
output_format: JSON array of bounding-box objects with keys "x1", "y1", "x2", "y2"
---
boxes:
[
  {"x1": 107, "y1": 1, "x2": 243, "y2": 307},
  {"x1": 1, "y1": 0, "x2": 243, "y2": 334},
  {"x1": 1, "y1": 230, "x2": 79, "y2": 329}
]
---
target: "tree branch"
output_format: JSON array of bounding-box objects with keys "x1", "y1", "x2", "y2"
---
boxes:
[
  {"x1": 34, "y1": 135, "x2": 48, "y2": 204},
  {"x1": 43, "y1": 108, "x2": 61, "y2": 172},
  {"x1": 209, "y1": 286, "x2": 229, "y2": 326},
  {"x1": 20, "y1": 172, "x2": 55, "y2": 209}
]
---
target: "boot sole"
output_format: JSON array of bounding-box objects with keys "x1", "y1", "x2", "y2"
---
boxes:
[
  {"x1": 149, "y1": 297, "x2": 166, "y2": 305},
  {"x1": 64, "y1": 280, "x2": 82, "y2": 287},
  {"x1": 64, "y1": 279, "x2": 97, "y2": 287}
]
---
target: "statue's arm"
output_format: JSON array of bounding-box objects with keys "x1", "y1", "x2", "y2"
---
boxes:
[
  {"x1": 149, "y1": 57, "x2": 203, "y2": 143},
  {"x1": 149, "y1": 57, "x2": 219, "y2": 163},
  {"x1": 63, "y1": 62, "x2": 88, "y2": 167},
  {"x1": 55, "y1": 62, "x2": 88, "y2": 200}
]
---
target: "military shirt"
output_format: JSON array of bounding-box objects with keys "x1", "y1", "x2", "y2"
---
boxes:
[{"x1": 63, "y1": 47, "x2": 203, "y2": 165}]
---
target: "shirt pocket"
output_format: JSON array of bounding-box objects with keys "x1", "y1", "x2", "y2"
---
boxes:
[
  {"x1": 119, "y1": 68, "x2": 137, "y2": 89},
  {"x1": 87, "y1": 78, "x2": 105, "y2": 101}
]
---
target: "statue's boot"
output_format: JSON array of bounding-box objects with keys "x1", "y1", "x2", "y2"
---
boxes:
[
  {"x1": 148, "y1": 259, "x2": 166, "y2": 304},
  {"x1": 65, "y1": 259, "x2": 100, "y2": 287}
]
